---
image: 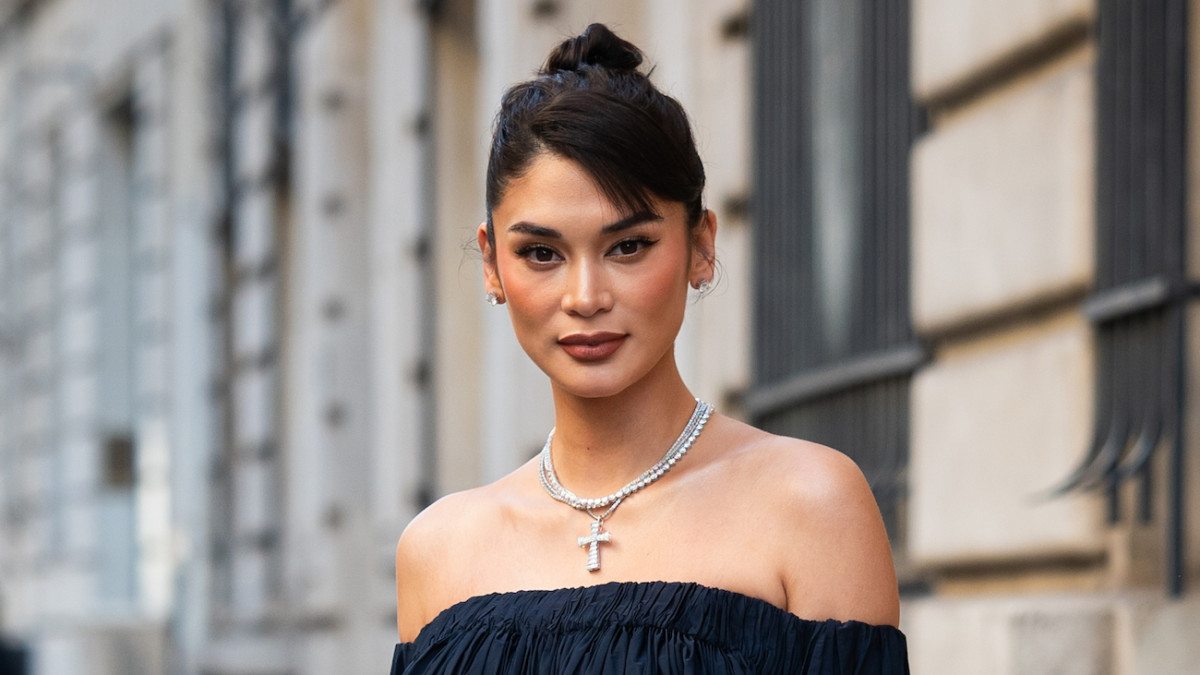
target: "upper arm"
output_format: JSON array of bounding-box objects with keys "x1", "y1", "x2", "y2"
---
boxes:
[
  {"x1": 395, "y1": 496, "x2": 462, "y2": 642},
  {"x1": 775, "y1": 443, "x2": 901, "y2": 627},
  {"x1": 395, "y1": 516, "x2": 433, "y2": 642}
]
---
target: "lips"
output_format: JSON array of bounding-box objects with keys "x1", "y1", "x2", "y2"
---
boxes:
[{"x1": 558, "y1": 332, "x2": 627, "y2": 361}]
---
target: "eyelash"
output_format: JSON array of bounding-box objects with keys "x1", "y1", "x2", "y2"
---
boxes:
[
  {"x1": 514, "y1": 244, "x2": 560, "y2": 264},
  {"x1": 610, "y1": 237, "x2": 658, "y2": 257},
  {"x1": 513, "y1": 237, "x2": 658, "y2": 265}
]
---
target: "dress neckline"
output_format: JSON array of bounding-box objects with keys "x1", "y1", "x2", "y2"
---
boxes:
[{"x1": 403, "y1": 579, "x2": 897, "y2": 647}]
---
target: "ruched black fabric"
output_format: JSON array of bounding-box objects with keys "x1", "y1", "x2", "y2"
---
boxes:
[{"x1": 391, "y1": 581, "x2": 909, "y2": 674}]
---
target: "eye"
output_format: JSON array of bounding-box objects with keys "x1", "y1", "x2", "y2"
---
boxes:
[
  {"x1": 516, "y1": 245, "x2": 561, "y2": 264},
  {"x1": 609, "y1": 238, "x2": 657, "y2": 257}
]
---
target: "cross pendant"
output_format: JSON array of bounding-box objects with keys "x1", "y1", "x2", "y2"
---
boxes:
[{"x1": 577, "y1": 519, "x2": 611, "y2": 572}]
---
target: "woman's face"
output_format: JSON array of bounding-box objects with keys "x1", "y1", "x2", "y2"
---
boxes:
[{"x1": 480, "y1": 153, "x2": 715, "y2": 400}]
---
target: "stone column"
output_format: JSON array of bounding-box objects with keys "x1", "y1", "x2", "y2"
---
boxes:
[
  {"x1": 365, "y1": 0, "x2": 432, "y2": 653},
  {"x1": 286, "y1": 0, "x2": 380, "y2": 670}
]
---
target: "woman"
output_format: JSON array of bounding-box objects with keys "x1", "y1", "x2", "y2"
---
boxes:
[{"x1": 393, "y1": 24, "x2": 908, "y2": 674}]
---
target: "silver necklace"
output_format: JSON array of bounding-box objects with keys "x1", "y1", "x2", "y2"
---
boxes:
[{"x1": 538, "y1": 398, "x2": 713, "y2": 572}]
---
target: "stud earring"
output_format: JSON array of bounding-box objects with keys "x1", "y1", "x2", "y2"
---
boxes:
[
  {"x1": 697, "y1": 279, "x2": 712, "y2": 294},
  {"x1": 486, "y1": 291, "x2": 501, "y2": 306}
]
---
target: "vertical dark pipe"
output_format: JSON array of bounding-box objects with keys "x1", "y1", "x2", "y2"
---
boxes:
[
  {"x1": 213, "y1": 0, "x2": 239, "y2": 609},
  {"x1": 1168, "y1": 303, "x2": 1186, "y2": 597},
  {"x1": 1165, "y1": 0, "x2": 1188, "y2": 599}
]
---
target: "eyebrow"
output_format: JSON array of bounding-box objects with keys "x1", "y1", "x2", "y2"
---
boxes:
[{"x1": 507, "y1": 211, "x2": 663, "y2": 238}]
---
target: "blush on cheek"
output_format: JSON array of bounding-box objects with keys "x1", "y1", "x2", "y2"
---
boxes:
[
  {"x1": 496, "y1": 271, "x2": 560, "y2": 360},
  {"x1": 501, "y1": 269, "x2": 558, "y2": 315},
  {"x1": 630, "y1": 253, "x2": 690, "y2": 307}
]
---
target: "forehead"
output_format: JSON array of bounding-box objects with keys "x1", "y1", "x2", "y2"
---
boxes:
[
  {"x1": 495, "y1": 154, "x2": 617, "y2": 222},
  {"x1": 493, "y1": 153, "x2": 683, "y2": 231}
]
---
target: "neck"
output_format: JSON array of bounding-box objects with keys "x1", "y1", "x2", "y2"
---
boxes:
[{"x1": 547, "y1": 355, "x2": 700, "y2": 498}]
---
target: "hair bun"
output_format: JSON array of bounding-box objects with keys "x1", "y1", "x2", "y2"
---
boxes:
[{"x1": 542, "y1": 23, "x2": 643, "y2": 75}]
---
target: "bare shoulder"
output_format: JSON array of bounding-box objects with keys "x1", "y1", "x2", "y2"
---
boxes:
[
  {"x1": 714, "y1": 417, "x2": 869, "y2": 503},
  {"x1": 720, "y1": 421, "x2": 900, "y2": 627},
  {"x1": 748, "y1": 431, "x2": 878, "y2": 516},
  {"x1": 394, "y1": 486, "x2": 494, "y2": 642}
]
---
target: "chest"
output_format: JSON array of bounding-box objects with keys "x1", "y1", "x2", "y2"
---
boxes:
[{"x1": 447, "y1": 486, "x2": 790, "y2": 611}]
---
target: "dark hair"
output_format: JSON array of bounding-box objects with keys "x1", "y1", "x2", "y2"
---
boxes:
[{"x1": 485, "y1": 23, "x2": 707, "y2": 248}]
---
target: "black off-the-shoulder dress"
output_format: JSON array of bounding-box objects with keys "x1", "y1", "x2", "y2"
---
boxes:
[{"x1": 391, "y1": 581, "x2": 909, "y2": 674}]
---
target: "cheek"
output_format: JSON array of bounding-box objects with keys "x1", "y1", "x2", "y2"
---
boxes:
[
  {"x1": 501, "y1": 266, "x2": 553, "y2": 312},
  {"x1": 498, "y1": 265, "x2": 560, "y2": 348},
  {"x1": 622, "y1": 253, "x2": 690, "y2": 312}
]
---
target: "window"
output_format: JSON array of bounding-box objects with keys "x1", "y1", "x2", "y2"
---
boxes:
[
  {"x1": 749, "y1": 0, "x2": 921, "y2": 551},
  {"x1": 96, "y1": 96, "x2": 138, "y2": 604},
  {"x1": 1054, "y1": 0, "x2": 1190, "y2": 596},
  {"x1": 210, "y1": 0, "x2": 293, "y2": 623}
]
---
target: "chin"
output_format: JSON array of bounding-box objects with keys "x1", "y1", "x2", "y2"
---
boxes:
[
  {"x1": 549, "y1": 372, "x2": 632, "y2": 400},
  {"x1": 530, "y1": 356, "x2": 626, "y2": 399},
  {"x1": 551, "y1": 359, "x2": 669, "y2": 401}
]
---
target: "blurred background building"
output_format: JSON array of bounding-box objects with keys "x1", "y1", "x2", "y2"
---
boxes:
[{"x1": 0, "y1": 0, "x2": 1196, "y2": 672}]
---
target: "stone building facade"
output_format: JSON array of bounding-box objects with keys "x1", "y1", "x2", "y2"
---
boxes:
[
  {"x1": 903, "y1": 1, "x2": 1200, "y2": 672},
  {"x1": 0, "y1": 0, "x2": 750, "y2": 673},
  {"x1": 0, "y1": 0, "x2": 1195, "y2": 674}
]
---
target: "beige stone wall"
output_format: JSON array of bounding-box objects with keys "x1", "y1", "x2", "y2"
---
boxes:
[
  {"x1": 912, "y1": 48, "x2": 1095, "y2": 334},
  {"x1": 909, "y1": 0, "x2": 1106, "y2": 580},
  {"x1": 906, "y1": 594, "x2": 1116, "y2": 675},
  {"x1": 911, "y1": 0, "x2": 1091, "y2": 669},
  {"x1": 905, "y1": 592, "x2": 1200, "y2": 675},
  {"x1": 910, "y1": 312, "x2": 1104, "y2": 565}
]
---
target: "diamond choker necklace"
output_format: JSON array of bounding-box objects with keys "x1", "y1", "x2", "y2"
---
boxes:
[{"x1": 537, "y1": 398, "x2": 714, "y2": 572}]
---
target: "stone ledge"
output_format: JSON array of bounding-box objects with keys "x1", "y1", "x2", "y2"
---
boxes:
[
  {"x1": 904, "y1": 591, "x2": 1200, "y2": 675},
  {"x1": 905, "y1": 593, "x2": 1113, "y2": 675},
  {"x1": 913, "y1": 0, "x2": 1096, "y2": 103}
]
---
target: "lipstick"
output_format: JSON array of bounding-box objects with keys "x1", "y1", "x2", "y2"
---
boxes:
[{"x1": 558, "y1": 332, "x2": 627, "y2": 361}]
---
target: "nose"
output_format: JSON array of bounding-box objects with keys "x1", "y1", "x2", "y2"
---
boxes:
[{"x1": 561, "y1": 259, "x2": 613, "y2": 317}]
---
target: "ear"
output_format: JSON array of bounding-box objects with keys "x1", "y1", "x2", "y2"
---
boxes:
[
  {"x1": 689, "y1": 209, "x2": 717, "y2": 287},
  {"x1": 478, "y1": 222, "x2": 505, "y2": 301}
]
